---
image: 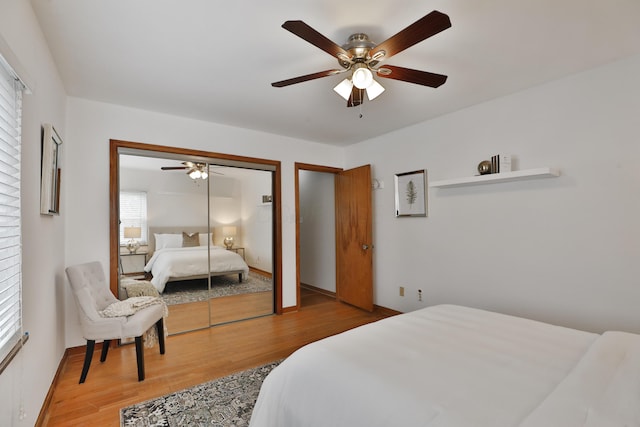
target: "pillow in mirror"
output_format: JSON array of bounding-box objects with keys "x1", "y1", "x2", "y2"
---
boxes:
[
  {"x1": 198, "y1": 232, "x2": 214, "y2": 246},
  {"x1": 154, "y1": 233, "x2": 182, "y2": 250},
  {"x1": 182, "y1": 232, "x2": 199, "y2": 247}
]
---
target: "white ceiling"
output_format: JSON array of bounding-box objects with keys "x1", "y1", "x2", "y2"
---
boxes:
[{"x1": 30, "y1": 0, "x2": 640, "y2": 147}]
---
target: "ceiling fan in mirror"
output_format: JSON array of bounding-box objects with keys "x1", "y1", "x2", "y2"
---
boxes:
[
  {"x1": 160, "y1": 161, "x2": 224, "y2": 179},
  {"x1": 271, "y1": 10, "x2": 451, "y2": 107}
]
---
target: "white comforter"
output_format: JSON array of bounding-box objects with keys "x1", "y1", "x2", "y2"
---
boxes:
[
  {"x1": 144, "y1": 245, "x2": 249, "y2": 293},
  {"x1": 520, "y1": 330, "x2": 640, "y2": 426},
  {"x1": 250, "y1": 305, "x2": 640, "y2": 427}
]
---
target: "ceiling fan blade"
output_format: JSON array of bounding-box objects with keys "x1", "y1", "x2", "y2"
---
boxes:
[
  {"x1": 272, "y1": 69, "x2": 343, "y2": 87},
  {"x1": 369, "y1": 11, "x2": 451, "y2": 61},
  {"x1": 347, "y1": 87, "x2": 364, "y2": 107},
  {"x1": 281, "y1": 21, "x2": 352, "y2": 61},
  {"x1": 376, "y1": 65, "x2": 447, "y2": 88},
  {"x1": 161, "y1": 166, "x2": 188, "y2": 170}
]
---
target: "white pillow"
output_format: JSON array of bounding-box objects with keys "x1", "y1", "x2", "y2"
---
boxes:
[
  {"x1": 154, "y1": 233, "x2": 182, "y2": 250},
  {"x1": 199, "y1": 233, "x2": 213, "y2": 246}
]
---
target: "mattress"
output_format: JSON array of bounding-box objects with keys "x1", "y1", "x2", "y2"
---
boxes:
[{"x1": 249, "y1": 304, "x2": 640, "y2": 427}]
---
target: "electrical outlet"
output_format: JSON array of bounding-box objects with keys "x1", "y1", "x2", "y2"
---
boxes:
[
  {"x1": 418, "y1": 289, "x2": 422, "y2": 302},
  {"x1": 399, "y1": 286, "x2": 405, "y2": 297}
]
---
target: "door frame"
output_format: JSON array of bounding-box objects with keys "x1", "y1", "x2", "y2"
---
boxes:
[{"x1": 294, "y1": 162, "x2": 343, "y2": 310}]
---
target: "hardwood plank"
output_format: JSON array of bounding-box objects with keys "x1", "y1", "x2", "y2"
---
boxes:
[
  {"x1": 40, "y1": 292, "x2": 394, "y2": 426},
  {"x1": 210, "y1": 291, "x2": 273, "y2": 325},
  {"x1": 165, "y1": 300, "x2": 210, "y2": 333},
  {"x1": 165, "y1": 291, "x2": 275, "y2": 334}
]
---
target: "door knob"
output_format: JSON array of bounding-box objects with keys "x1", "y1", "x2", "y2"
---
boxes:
[{"x1": 362, "y1": 244, "x2": 369, "y2": 250}]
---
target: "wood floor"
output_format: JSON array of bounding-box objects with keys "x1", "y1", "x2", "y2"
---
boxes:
[
  {"x1": 40, "y1": 291, "x2": 394, "y2": 426},
  {"x1": 166, "y1": 291, "x2": 275, "y2": 334}
]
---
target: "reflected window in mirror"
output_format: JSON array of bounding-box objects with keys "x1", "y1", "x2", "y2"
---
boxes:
[{"x1": 120, "y1": 191, "x2": 148, "y2": 245}]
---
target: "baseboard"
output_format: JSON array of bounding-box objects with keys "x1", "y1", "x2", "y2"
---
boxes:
[
  {"x1": 248, "y1": 266, "x2": 272, "y2": 278},
  {"x1": 301, "y1": 282, "x2": 336, "y2": 298},
  {"x1": 35, "y1": 347, "x2": 71, "y2": 426},
  {"x1": 35, "y1": 343, "x2": 106, "y2": 426},
  {"x1": 281, "y1": 305, "x2": 298, "y2": 314}
]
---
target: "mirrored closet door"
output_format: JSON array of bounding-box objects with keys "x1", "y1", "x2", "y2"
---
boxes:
[
  {"x1": 208, "y1": 166, "x2": 275, "y2": 326},
  {"x1": 112, "y1": 140, "x2": 279, "y2": 336}
]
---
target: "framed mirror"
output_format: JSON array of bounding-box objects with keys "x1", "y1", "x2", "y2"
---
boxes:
[{"x1": 110, "y1": 140, "x2": 282, "y2": 335}]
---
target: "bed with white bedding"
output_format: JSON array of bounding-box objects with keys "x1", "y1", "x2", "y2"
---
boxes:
[
  {"x1": 144, "y1": 245, "x2": 249, "y2": 293},
  {"x1": 249, "y1": 304, "x2": 640, "y2": 427}
]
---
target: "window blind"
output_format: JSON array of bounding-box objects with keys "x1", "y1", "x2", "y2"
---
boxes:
[
  {"x1": 119, "y1": 191, "x2": 148, "y2": 244},
  {"x1": 0, "y1": 54, "x2": 23, "y2": 368}
]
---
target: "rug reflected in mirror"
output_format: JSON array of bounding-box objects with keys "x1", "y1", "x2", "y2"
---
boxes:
[
  {"x1": 161, "y1": 271, "x2": 272, "y2": 306},
  {"x1": 120, "y1": 360, "x2": 280, "y2": 426}
]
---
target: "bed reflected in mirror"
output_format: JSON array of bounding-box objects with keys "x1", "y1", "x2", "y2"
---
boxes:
[{"x1": 114, "y1": 143, "x2": 277, "y2": 335}]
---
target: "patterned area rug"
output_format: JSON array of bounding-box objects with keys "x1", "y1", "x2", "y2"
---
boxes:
[
  {"x1": 161, "y1": 272, "x2": 272, "y2": 306},
  {"x1": 120, "y1": 360, "x2": 280, "y2": 426}
]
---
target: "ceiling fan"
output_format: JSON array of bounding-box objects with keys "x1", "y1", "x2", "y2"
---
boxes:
[
  {"x1": 272, "y1": 10, "x2": 451, "y2": 107},
  {"x1": 160, "y1": 162, "x2": 223, "y2": 179}
]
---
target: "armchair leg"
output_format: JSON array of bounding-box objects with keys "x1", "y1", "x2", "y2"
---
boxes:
[
  {"x1": 100, "y1": 339, "x2": 111, "y2": 362},
  {"x1": 135, "y1": 336, "x2": 145, "y2": 381},
  {"x1": 80, "y1": 340, "x2": 95, "y2": 384},
  {"x1": 156, "y1": 318, "x2": 166, "y2": 355},
  {"x1": 239, "y1": 273, "x2": 243, "y2": 283}
]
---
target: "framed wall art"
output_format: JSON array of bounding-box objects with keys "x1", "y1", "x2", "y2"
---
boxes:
[
  {"x1": 40, "y1": 123, "x2": 62, "y2": 215},
  {"x1": 394, "y1": 169, "x2": 427, "y2": 217}
]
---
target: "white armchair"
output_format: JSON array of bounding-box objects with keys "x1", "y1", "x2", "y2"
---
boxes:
[{"x1": 65, "y1": 261, "x2": 165, "y2": 383}]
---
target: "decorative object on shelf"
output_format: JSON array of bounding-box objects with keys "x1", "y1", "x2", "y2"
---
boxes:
[
  {"x1": 477, "y1": 160, "x2": 492, "y2": 175},
  {"x1": 223, "y1": 226, "x2": 237, "y2": 249},
  {"x1": 40, "y1": 123, "x2": 63, "y2": 215},
  {"x1": 124, "y1": 227, "x2": 141, "y2": 253},
  {"x1": 429, "y1": 167, "x2": 560, "y2": 188},
  {"x1": 499, "y1": 154, "x2": 512, "y2": 172},
  {"x1": 394, "y1": 169, "x2": 427, "y2": 217},
  {"x1": 490, "y1": 154, "x2": 512, "y2": 174}
]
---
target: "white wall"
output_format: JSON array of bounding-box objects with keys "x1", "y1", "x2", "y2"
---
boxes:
[
  {"x1": 346, "y1": 54, "x2": 640, "y2": 334},
  {"x1": 120, "y1": 167, "x2": 213, "y2": 230},
  {"x1": 237, "y1": 169, "x2": 274, "y2": 272},
  {"x1": 299, "y1": 170, "x2": 336, "y2": 292},
  {"x1": 210, "y1": 175, "x2": 243, "y2": 247},
  {"x1": 0, "y1": 1, "x2": 67, "y2": 425},
  {"x1": 64, "y1": 97, "x2": 344, "y2": 347}
]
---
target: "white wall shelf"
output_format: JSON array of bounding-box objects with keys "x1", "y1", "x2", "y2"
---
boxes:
[{"x1": 429, "y1": 167, "x2": 560, "y2": 188}]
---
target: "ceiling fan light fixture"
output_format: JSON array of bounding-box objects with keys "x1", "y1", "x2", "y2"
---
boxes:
[
  {"x1": 333, "y1": 78, "x2": 353, "y2": 100},
  {"x1": 189, "y1": 169, "x2": 202, "y2": 179},
  {"x1": 365, "y1": 80, "x2": 385, "y2": 100},
  {"x1": 273, "y1": 11, "x2": 451, "y2": 107},
  {"x1": 351, "y1": 64, "x2": 373, "y2": 89}
]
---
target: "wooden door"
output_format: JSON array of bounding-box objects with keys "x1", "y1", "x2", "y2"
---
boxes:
[{"x1": 335, "y1": 165, "x2": 373, "y2": 311}]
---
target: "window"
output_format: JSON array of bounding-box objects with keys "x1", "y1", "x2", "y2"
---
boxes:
[
  {"x1": 119, "y1": 191, "x2": 148, "y2": 244},
  {"x1": 0, "y1": 53, "x2": 26, "y2": 372}
]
